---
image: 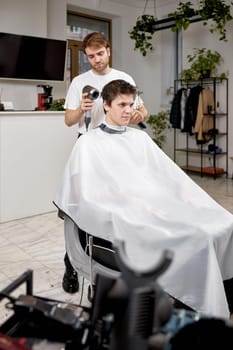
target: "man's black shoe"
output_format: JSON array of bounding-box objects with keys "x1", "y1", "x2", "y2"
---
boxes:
[
  {"x1": 62, "y1": 269, "x2": 79, "y2": 293},
  {"x1": 62, "y1": 253, "x2": 79, "y2": 293}
]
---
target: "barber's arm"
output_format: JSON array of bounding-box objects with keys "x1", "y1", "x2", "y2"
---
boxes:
[
  {"x1": 65, "y1": 107, "x2": 84, "y2": 127},
  {"x1": 65, "y1": 93, "x2": 94, "y2": 127}
]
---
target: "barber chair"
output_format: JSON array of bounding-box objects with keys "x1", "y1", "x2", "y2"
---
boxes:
[
  {"x1": 57, "y1": 209, "x2": 193, "y2": 310},
  {"x1": 57, "y1": 209, "x2": 120, "y2": 299}
]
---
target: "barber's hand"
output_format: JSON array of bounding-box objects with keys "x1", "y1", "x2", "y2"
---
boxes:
[
  {"x1": 130, "y1": 109, "x2": 145, "y2": 125},
  {"x1": 80, "y1": 92, "x2": 95, "y2": 112}
]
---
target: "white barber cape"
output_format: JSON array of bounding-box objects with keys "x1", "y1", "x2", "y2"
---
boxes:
[{"x1": 55, "y1": 125, "x2": 233, "y2": 318}]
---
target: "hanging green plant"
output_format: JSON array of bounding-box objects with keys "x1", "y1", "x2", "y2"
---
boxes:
[
  {"x1": 168, "y1": 1, "x2": 195, "y2": 32},
  {"x1": 198, "y1": 0, "x2": 233, "y2": 41},
  {"x1": 147, "y1": 110, "x2": 171, "y2": 149},
  {"x1": 129, "y1": 0, "x2": 232, "y2": 57},
  {"x1": 168, "y1": 0, "x2": 233, "y2": 41},
  {"x1": 128, "y1": 15, "x2": 157, "y2": 56}
]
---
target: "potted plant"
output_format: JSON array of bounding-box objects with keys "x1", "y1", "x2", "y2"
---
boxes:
[
  {"x1": 198, "y1": 0, "x2": 233, "y2": 41},
  {"x1": 48, "y1": 98, "x2": 65, "y2": 111},
  {"x1": 128, "y1": 15, "x2": 157, "y2": 56},
  {"x1": 146, "y1": 110, "x2": 170, "y2": 149},
  {"x1": 179, "y1": 48, "x2": 226, "y2": 81}
]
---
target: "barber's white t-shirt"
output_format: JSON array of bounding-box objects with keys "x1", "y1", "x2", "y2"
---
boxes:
[{"x1": 64, "y1": 68, "x2": 136, "y2": 134}]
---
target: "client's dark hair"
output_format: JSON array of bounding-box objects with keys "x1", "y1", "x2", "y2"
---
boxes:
[{"x1": 101, "y1": 79, "x2": 137, "y2": 106}]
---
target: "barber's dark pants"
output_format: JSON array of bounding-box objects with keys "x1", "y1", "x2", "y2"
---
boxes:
[
  {"x1": 224, "y1": 278, "x2": 233, "y2": 313},
  {"x1": 64, "y1": 131, "x2": 83, "y2": 274}
]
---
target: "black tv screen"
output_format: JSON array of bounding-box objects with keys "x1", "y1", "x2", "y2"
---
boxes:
[{"x1": 0, "y1": 32, "x2": 67, "y2": 81}]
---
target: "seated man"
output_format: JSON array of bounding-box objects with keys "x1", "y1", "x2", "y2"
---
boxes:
[{"x1": 55, "y1": 79, "x2": 233, "y2": 319}]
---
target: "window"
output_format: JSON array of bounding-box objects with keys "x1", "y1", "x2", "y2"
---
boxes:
[{"x1": 66, "y1": 12, "x2": 112, "y2": 82}]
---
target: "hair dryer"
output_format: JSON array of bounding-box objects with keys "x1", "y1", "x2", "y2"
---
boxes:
[{"x1": 82, "y1": 85, "x2": 99, "y2": 131}]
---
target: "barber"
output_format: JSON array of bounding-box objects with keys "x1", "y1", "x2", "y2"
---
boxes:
[{"x1": 62, "y1": 31, "x2": 148, "y2": 294}]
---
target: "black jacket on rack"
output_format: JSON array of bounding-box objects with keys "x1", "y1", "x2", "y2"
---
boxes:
[
  {"x1": 170, "y1": 85, "x2": 203, "y2": 135},
  {"x1": 182, "y1": 85, "x2": 203, "y2": 135},
  {"x1": 170, "y1": 88, "x2": 186, "y2": 129}
]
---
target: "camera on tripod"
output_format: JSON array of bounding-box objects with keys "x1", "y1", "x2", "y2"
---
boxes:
[{"x1": 82, "y1": 85, "x2": 99, "y2": 100}]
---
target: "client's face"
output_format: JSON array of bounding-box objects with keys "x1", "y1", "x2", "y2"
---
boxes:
[{"x1": 104, "y1": 94, "x2": 134, "y2": 126}]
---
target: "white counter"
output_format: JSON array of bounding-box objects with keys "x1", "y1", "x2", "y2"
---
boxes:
[{"x1": 0, "y1": 111, "x2": 78, "y2": 222}]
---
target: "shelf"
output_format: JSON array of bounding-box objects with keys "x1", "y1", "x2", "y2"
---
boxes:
[
  {"x1": 214, "y1": 113, "x2": 227, "y2": 117},
  {"x1": 181, "y1": 166, "x2": 226, "y2": 177},
  {"x1": 173, "y1": 77, "x2": 228, "y2": 178},
  {"x1": 181, "y1": 165, "x2": 202, "y2": 172},
  {"x1": 178, "y1": 77, "x2": 227, "y2": 85},
  {"x1": 204, "y1": 113, "x2": 227, "y2": 117},
  {"x1": 175, "y1": 148, "x2": 226, "y2": 155},
  {"x1": 214, "y1": 132, "x2": 227, "y2": 136}
]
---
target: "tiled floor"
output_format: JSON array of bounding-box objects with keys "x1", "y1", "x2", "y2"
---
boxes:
[
  {"x1": 0, "y1": 210, "x2": 90, "y2": 323},
  {"x1": 0, "y1": 174, "x2": 232, "y2": 324}
]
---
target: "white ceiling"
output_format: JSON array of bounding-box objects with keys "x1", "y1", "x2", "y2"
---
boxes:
[
  {"x1": 110, "y1": 0, "x2": 177, "y2": 9},
  {"x1": 110, "y1": 0, "x2": 150, "y2": 7}
]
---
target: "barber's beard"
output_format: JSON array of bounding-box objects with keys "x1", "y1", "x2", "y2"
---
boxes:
[{"x1": 92, "y1": 61, "x2": 109, "y2": 74}]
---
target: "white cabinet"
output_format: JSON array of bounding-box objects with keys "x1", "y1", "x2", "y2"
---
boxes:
[{"x1": 0, "y1": 111, "x2": 77, "y2": 222}]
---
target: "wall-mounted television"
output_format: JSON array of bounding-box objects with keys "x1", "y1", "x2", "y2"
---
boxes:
[{"x1": 0, "y1": 32, "x2": 67, "y2": 81}]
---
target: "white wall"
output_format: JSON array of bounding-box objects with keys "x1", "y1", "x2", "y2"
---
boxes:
[{"x1": 0, "y1": 0, "x2": 47, "y2": 36}]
